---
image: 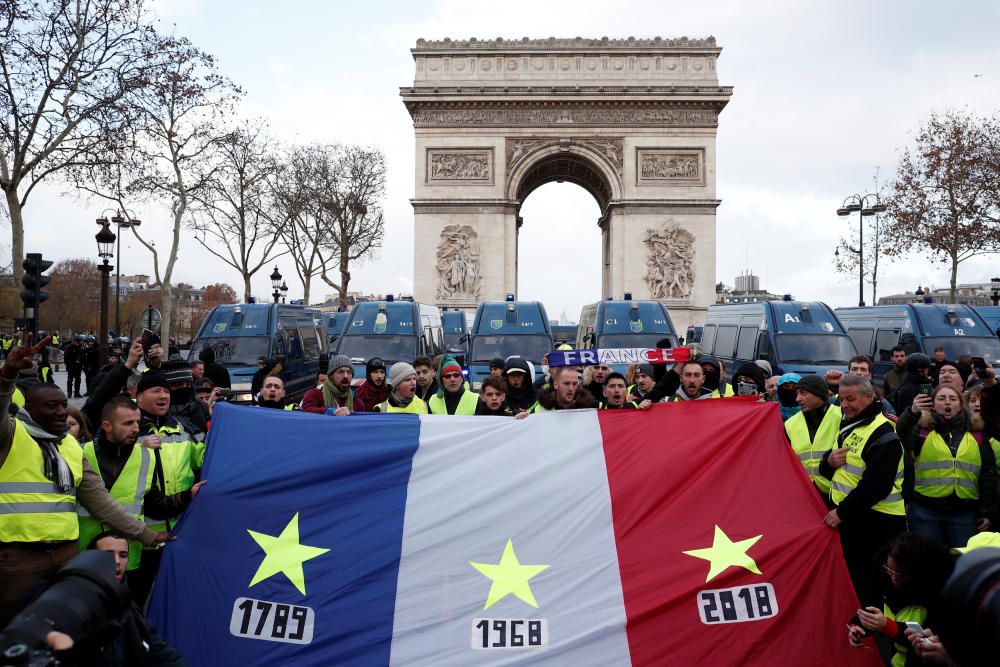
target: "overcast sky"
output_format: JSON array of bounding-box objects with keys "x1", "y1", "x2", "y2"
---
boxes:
[{"x1": 14, "y1": 0, "x2": 1000, "y2": 321}]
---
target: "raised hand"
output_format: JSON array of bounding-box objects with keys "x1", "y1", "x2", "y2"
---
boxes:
[{"x1": 1, "y1": 333, "x2": 51, "y2": 379}]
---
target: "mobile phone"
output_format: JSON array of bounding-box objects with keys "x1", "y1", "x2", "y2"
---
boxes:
[
  {"x1": 216, "y1": 388, "x2": 231, "y2": 397},
  {"x1": 904, "y1": 621, "x2": 924, "y2": 634},
  {"x1": 972, "y1": 356, "x2": 988, "y2": 378},
  {"x1": 918, "y1": 383, "x2": 933, "y2": 397},
  {"x1": 139, "y1": 328, "x2": 153, "y2": 348}
]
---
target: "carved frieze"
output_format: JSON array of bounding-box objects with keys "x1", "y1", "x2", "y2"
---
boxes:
[
  {"x1": 644, "y1": 223, "x2": 695, "y2": 300},
  {"x1": 413, "y1": 106, "x2": 718, "y2": 128},
  {"x1": 505, "y1": 137, "x2": 623, "y2": 173},
  {"x1": 426, "y1": 148, "x2": 494, "y2": 185},
  {"x1": 436, "y1": 225, "x2": 482, "y2": 300},
  {"x1": 636, "y1": 148, "x2": 705, "y2": 186}
]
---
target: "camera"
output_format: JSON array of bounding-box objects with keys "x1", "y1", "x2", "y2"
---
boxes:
[
  {"x1": 936, "y1": 547, "x2": 1000, "y2": 666},
  {"x1": 0, "y1": 551, "x2": 129, "y2": 666}
]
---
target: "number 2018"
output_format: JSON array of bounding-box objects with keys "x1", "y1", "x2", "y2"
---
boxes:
[{"x1": 698, "y1": 583, "x2": 778, "y2": 624}]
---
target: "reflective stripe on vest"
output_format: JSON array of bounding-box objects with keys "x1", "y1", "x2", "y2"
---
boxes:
[
  {"x1": 141, "y1": 422, "x2": 199, "y2": 535},
  {"x1": 77, "y1": 441, "x2": 153, "y2": 569},
  {"x1": 914, "y1": 431, "x2": 982, "y2": 500},
  {"x1": 428, "y1": 390, "x2": 479, "y2": 416},
  {"x1": 884, "y1": 603, "x2": 927, "y2": 667},
  {"x1": 376, "y1": 399, "x2": 429, "y2": 414},
  {"x1": 785, "y1": 405, "x2": 841, "y2": 495},
  {"x1": 0, "y1": 422, "x2": 83, "y2": 542},
  {"x1": 830, "y1": 415, "x2": 905, "y2": 515}
]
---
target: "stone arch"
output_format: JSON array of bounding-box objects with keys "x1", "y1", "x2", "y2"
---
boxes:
[{"x1": 402, "y1": 36, "x2": 732, "y2": 335}]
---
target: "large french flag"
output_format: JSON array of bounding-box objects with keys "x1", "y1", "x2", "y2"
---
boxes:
[{"x1": 150, "y1": 401, "x2": 881, "y2": 666}]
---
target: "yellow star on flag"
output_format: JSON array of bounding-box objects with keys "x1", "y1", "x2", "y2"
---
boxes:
[
  {"x1": 470, "y1": 539, "x2": 550, "y2": 609},
  {"x1": 682, "y1": 525, "x2": 763, "y2": 583},
  {"x1": 247, "y1": 513, "x2": 330, "y2": 595}
]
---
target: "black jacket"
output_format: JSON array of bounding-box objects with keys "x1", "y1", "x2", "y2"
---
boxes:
[
  {"x1": 83, "y1": 364, "x2": 134, "y2": 431},
  {"x1": 819, "y1": 400, "x2": 903, "y2": 523},
  {"x1": 203, "y1": 361, "x2": 230, "y2": 389},
  {"x1": 890, "y1": 371, "x2": 931, "y2": 415},
  {"x1": 643, "y1": 369, "x2": 681, "y2": 404},
  {"x1": 535, "y1": 385, "x2": 598, "y2": 410}
]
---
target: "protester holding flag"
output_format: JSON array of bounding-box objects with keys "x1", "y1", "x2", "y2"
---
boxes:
[
  {"x1": 428, "y1": 355, "x2": 478, "y2": 415},
  {"x1": 628, "y1": 363, "x2": 656, "y2": 403},
  {"x1": 820, "y1": 375, "x2": 907, "y2": 605},
  {"x1": 665, "y1": 361, "x2": 713, "y2": 402},
  {"x1": 373, "y1": 363, "x2": 428, "y2": 414},
  {"x1": 784, "y1": 374, "x2": 841, "y2": 499},
  {"x1": 699, "y1": 356, "x2": 734, "y2": 398},
  {"x1": 475, "y1": 376, "x2": 513, "y2": 416},
  {"x1": 532, "y1": 365, "x2": 598, "y2": 411},
  {"x1": 731, "y1": 362, "x2": 767, "y2": 398},
  {"x1": 257, "y1": 375, "x2": 297, "y2": 410},
  {"x1": 301, "y1": 355, "x2": 355, "y2": 415},
  {"x1": 599, "y1": 373, "x2": 637, "y2": 409},
  {"x1": 502, "y1": 357, "x2": 535, "y2": 413},
  {"x1": 354, "y1": 357, "x2": 389, "y2": 412}
]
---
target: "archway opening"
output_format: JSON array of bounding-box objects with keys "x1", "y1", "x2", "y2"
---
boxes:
[{"x1": 517, "y1": 181, "x2": 602, "y2": 325}]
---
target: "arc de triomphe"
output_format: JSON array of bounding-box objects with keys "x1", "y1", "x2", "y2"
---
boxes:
[{"x1": 401, "y1": 37, "x2": 732, "y2": 334}]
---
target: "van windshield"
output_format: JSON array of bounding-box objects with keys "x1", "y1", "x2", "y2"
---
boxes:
[
  {"x1": 470, "y1": 335, "x2": 551, "y2": 363},
  {"x1": 775, "y1": 334, "x2": 855, "y2": 365},
  {"x1": 444, "y1": 332, "x2": 466, "y2": 352},
  {"x1": 596, "y1": 333, "x2": 676, "y2": 348},
  {"x1": 188, "y1": 337, "x2": 271, "y2": 367},
  {"x1": 924, "y1": 337, "x2": 1000, "y2": 364},
  {"x1": 337, "y1": 335, "x2": 417, "y2": 364}
]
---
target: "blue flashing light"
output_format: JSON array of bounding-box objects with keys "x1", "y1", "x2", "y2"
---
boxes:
[
  {"x1": 505, "y1": 293, "x2": 515, "y2": 302},
  {"x1": 624, "y1": 292, "x2": 632, "y2": 301},
  {"x1": 386, "y1": 294, "x2": 394, "y2": 302}
]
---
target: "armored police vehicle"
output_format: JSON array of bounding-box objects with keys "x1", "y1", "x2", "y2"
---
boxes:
[
  {"x1": 441, "y1": 310, "x2": 470, "y2": 367},
  {"x1": 576, "y1": 299, "x2": 679, "y2": 374},
  {"x1": 324, "y1": 310, "x2": 350, "y2": 349},
  {"x1": 189, "y1": 303, "x2": 328, "y2": 404},
  {"x1": 976, "y1": 306, "x2": 1000, "y2": 338},
  {"x1": 335, "y1": 298, "x2": 445, "y2": 384},
  {"x1": 468, "y1": 299, "x2": 553, "y2": 387},
  {"x1": 702, "y1": 300, "x2": 856, "y2": 379}
]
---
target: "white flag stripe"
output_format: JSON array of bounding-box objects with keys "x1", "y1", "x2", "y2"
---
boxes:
[{"x1": 389, "y1": 412, "x2": 632, "y2": 667}]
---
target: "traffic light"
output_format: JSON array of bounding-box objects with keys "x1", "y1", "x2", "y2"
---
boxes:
[{"x1": 20, "y1": 252, "x2": 53, "y2": 336}]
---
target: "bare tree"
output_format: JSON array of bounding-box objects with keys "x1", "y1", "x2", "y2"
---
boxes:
[
  {"x1": 0, "y1": 0, "x2": 154, "y2": 280},
  {"x1": 80, "y1": 35, "x2": 240, "y2": 343},
  {"x1": 189, "y1": 120, "x2": 286, "y2": 302},
  {"x1": 316, "y1": 145, "x2": 386, "y2": 309},
  {"x1": 883, "y1": 110, "x2": 1000, "y2": 302}
]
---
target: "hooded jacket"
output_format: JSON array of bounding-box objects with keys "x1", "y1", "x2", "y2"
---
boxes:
[
  {"x1": 732, "y1": 362, "x2": 767, "y2": 396},
  {"x1": 503, "y1": 358, "x2": 536, "y2": 412},
  {"x1": 354, "y1": 359, "x2": 389, "y2": 412}
]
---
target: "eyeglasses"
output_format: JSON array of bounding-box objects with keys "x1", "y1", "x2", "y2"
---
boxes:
[
  {"x1": 882, "y1": 564, "x2": 901, "y2": 578},
  {"x1": 442, "y1": 372, "x2": 462, "y2": 380}
]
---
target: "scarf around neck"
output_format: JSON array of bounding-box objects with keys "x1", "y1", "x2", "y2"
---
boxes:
[
  {"x1": 322, "y1": 378, "x2": 353, "y2": 411},
  {"x1": 16, "y1": 408, "x2": 74, "y2": 494}
]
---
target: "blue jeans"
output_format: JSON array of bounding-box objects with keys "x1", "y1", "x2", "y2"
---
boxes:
[{"x1": 907, "y1": 502, "x2": 977, "y2": 550}]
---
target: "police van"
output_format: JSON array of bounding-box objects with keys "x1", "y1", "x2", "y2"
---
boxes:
[
  {"x1": 976, "y1": 306, "x2": 1000, "y2": 338},
  {"x1": 324, "y1": 311, "x2": 350, "y2": 349},
  {"x1": 701, "y1": 301, "x2": 856, "y2": 379},
  {"x1": 441, "y1": 310, "x2": 470, "y2": 367},
  {"x1": 836, "y1": 304, "x2": 1000, "y2": 385},
  {"x1": 335, "y1": 298, "x2": 445, "y2": 384},
  {"x1": 188, "y1": 303, "x2": 328, "y2": 404},
  {"x1": 468, "y1": 299, "x2": 553, "y2": 387},
  {"x1": 576, "y1": 299, "x2": 679, "y2": 374}
]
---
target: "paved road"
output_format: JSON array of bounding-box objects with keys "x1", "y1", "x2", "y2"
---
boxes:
[{"x1": 48, "y1": 368, "x2": 92, "y2": 410}]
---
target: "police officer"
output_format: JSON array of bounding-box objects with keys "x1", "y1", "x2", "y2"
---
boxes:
[
  {"x1": 820, "y1": 375, "x2": 906, "y2": 606},
  {"x1": 63, "y1": 335, "x2": 84, "y2": 398},
  {"x1": 0, "y1": 335, "x2": 171, "y2": 626},
  {"x1": 374, "y1": 363, "x2": 429, "y2": 414},
  {"x1": 784, "y1": 375, "x2": 841, "y2": 498},
  {"x1": 429, "y1": 355, "x2": 478, "y2": 415}
]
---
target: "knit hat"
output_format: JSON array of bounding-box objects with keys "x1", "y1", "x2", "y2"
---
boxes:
[
  {"x1": 366, "y1": 357, "x2": 387, "y2": 381},
  {"x1": 796, "y1": 374, "x2": 829, "y2": 400},
  {"x1": 733, "y1": 362, "x2": 767, "y2": 393},
  {"x1": 906, "y1": 353, "x2": 931, "y2": 373},
  {"x1": 328, "y1": 354, "x2": 353, "y2": 374},
  {"x1": 634, "y1": 363, "x2": 655, "y2": 377},
  {"x1": 940, "y1": 361, "x2": 973, "y2": 385},
  {"x1": 160, "y1": 358, "x2": 193, "y2": 386},
  {"x1": 137, "y1": 371, "x2": 170, "y2": 394},
  {"x1": 776, "y1": 372, "x2": 802, "y2": 386},
  {"x1": 754, "y1": 359, "x2": 773, "y2": 377},
  {"x1": 388, "y1": 362, "x2": 416, "y2": 388},
  {"x1": 438, "y1": 354, "x2": 462, "y2": 378},
  {"x1": 489, "y1": 357, "x2": 505, "y2": 371}
]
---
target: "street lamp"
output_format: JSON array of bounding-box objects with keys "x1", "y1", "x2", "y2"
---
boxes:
[
  {"x1": 95, "y1": 219, "x2": 116, "y2": 367},
  {"x1": 279, "y1": 281, "x2": 289, "y2": 304},
  {"x1": 270, "y1": 266, "x2": 282, "y2": 303},
  {"x1": 991, "y1": 277, "x2": 1000, "y2": 306},
  {"x1": 98, "y1": 210, "x2": 141, "y2": 337},
  {"x1": 837, "y1": 193, "x2": 886, "y2": 307}
]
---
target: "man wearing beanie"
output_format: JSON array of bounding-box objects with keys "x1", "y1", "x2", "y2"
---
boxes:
[
  {"x1": 131, "y1": 368, "x2": 205, "y2": 607},
  {"x1": 628, "y1": 363, "x2": 656, "y2": 403},
  {"x1": 785, "y1": 374, "x2": 840, "y2": 498},
  {"x1": 374, "y1": 363, "x2": 428, "y2": 414},
  {"x1": 354, "y1": 357, "x2": 389, "y2": 412},
  {"x1": 428, "y1": 354, "x2": 478, "y2": 415},
  {"x1": 301, "y1": 355, "x2": 354, "y2": 415}
]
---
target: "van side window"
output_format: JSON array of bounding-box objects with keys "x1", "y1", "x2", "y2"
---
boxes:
[
  {"x1": 736, "y1": 327, "x2": 756, "y2": 360},
  {"x1": 756, "y1": 332, "x2": 771, "y2": 360},
  {"x1": 847, "y1": 328, "x2": 874, "y2": 356},
  {"x1": 701, "y1": 325, "x2": 717, "y2": 353},
  {"x1": 714, "y1": 326, "x2": 738, "y2": 358},
  {"x1": 875, "y1": 329, "x2": 900, "y2": 361},
  {"x1": 298, "y1": 324, "x2": 319, "y2": 359}
]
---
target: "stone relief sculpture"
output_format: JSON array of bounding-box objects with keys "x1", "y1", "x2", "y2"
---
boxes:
[
  {"x1": 413, "y1": 107, "x2": 717, "y2": 128},
  {"x1": 436, "y1": 225, "x2": 482, "y2": 299},
  {"x1": 644, "y1": 224, "x2": 695, "y2": 299},
  {"x1": 579, "y1": 138, "x2": 624, "y2": 170},
  {"x1": 429, "y1": 152, "x2": 491, "y2": 180},
  {"x1": 640, "y1": 152, "x2": 701, "y2": 180}
]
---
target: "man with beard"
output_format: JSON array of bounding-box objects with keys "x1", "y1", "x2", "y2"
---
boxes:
[
  {"x1": 257, "y1": 375, "x2": 296, "y2": 410},
  {"x1": 301, "y1": 355, "x2": 354, "y2": 416},
  {"x1": 373, "y1": 363, "x2": 428, "y2": 414},
  {"x1": 665, "y1": 361, "x2": 713, "y2": 402},
  {"x1": 531, "y1": 365, "x2": 598, "y2": 411},
  {"x1": 412, "y1": 355, "x2": 438, "y2": 404},
  {"x1": 428, "y1": 355, "x2": 478, "y2": 415},
  {"x1": 628, "y1": 363, "x2": 656, "y2": 403},
  {"x1": 583, "y1": 364, "x2": 611, "y2": 403},
  {"x1": 354, "y1": 357, "x2": 389, "y2": 412},
  {"x1": 502, "y1": 358, "x2": 535, "y2": 413}
]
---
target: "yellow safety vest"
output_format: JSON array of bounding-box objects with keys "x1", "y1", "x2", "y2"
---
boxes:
[
  {"x1": 830, "y1": 413, "x2": 905, "y2": 515},
  {"x1": 51, "y1": 335, "x2": 60, "y2": 346},
  {"x1": 0, "y1": 422, "x2": 83, "y2": 542},
  {"x1": 2, "y1": 339, "x2": 13, "y2": 351},
  {"x1": 11, "y1": 387, "x2": 24, "y2": 409},
  {"x1": 77, "y1": 441, "x2": 154, "y2": 569},
  {"x1": 428, "y1": 390, "x2": 479, "y2": 416},
  {"x1": 375, "y1": 399, "x2": 429, "y2": 414},
  {"x1": 884, "y1": 603, "x2": 927, "y2": 667},
  {"x1": 914, "y1": 431, "x2": 982, "y2": 500},
  {"x1": 784, "y1": 405, "x2": 842, "y2": 495},
  {"x1": 141, "y1": 421, "x2": 201, "y2": 537},
  {"x1": 711, "y1": 384, "x2": 736, "y2": 398}
]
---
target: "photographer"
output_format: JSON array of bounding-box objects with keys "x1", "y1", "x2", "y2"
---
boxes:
[{"x1": 0, "y1": 335, "x2": 171, "y2": 627}]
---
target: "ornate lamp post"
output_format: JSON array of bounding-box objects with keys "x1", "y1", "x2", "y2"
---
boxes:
[
  {"x1": 991, "y1": 277, "x2": 1000, "y2": 306},
  {"x1": 95, "y1": 219, "x2": 116, "y2": 367},
  {"x1": 837, "y1": 193, "x2": 887, "y2": 307},
  {"x1": 270, "y1": 266, "x2": 282, "y2": 304},
  {"x1": 280, "y1": 281, "x2": 289, "y2": 304}
]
